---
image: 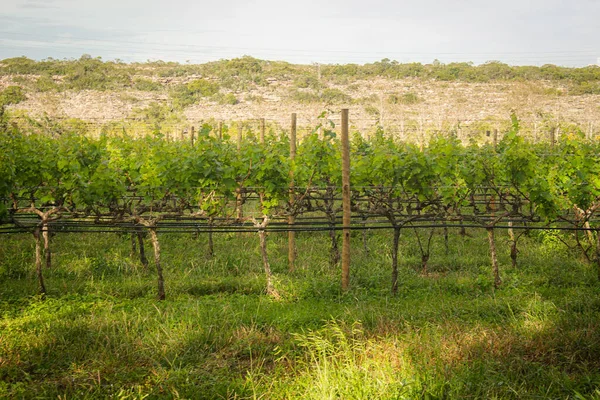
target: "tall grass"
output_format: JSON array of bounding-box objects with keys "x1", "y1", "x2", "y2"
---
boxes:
[{"x1": 1, "y1": 228, "x2": 599, "y2": 398}]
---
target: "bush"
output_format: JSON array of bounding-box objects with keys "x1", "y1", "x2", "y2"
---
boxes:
[
  {"x1": 63, "y1": 55, "x2": 131, "y2": 91},
  {"x1": 290, "y1": 90, "x2": 321, "y2": 103},
  {"x1": 570, "y1": 81, "x2": 600, "y2": 95},
  {"x1": 364, "y1": 105, "x2": 380, "y2": 117},
  {"x1": 0, "y1": 86, "x2": 26, "y2": 106},
  {"x1": 186, "y1": 79, "x2": 219, "y2": 96},
  {"x1": 294, "y1": 75, "x2": 321, "y2": 90},
  {"x1": 388, "y1": 92, "x2": 420, "y2": 105},
  {"x1": 321, "y1": 88, "x2": 351, "y2": 104},
  {"x1": 133, "y1": 78, "x2": 162, "y2": 91},
  {"x1": 213, "y1": 93, "x2": 239, "y2": 105},
  {"x1": 171, "y1": 79, "x2": 220, "y2": 108},
  {"x1": 34, "y1": 75, "x2": 59, "y2": 92}
]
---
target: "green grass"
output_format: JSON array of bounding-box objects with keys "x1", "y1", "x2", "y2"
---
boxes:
[{"x1": 1, "y1": 228, "x2": 599, "y2": 399}]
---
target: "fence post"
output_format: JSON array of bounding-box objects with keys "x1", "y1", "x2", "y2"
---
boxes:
[
  {"x1": 190, "y1": 126, "x2": 195, "y2": 146},
  {"x1": 260, "y1": 118, "x2": 266, "y2": 144},
  {"x1": 341, "y1": 109, "x2": 351, "y2": 291},
  {"x1": 218, "y1": 121, "x2": 223, "y2": 140},
  {"x1": 288, "y1": 113, "x2": 297, "y2": 272}
]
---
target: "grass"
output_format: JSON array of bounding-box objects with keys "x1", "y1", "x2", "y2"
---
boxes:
[{"x1": 1, "y1": 227, "x2": 600, "y2": 399}]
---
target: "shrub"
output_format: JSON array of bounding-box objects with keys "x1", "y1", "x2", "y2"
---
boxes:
[
  {"x1": 294, "y1": 75, "x2": 321, "y2": 90},
  {"x1": 388, "y1": 92, "x2": 420, "y2": 105},
  {"x1": 133, "y1": 78, "x2": 162, "y2": 91},
  {"x1": 0, "y1": 86, "x2": 26, "y2": 106},
  {"x1": 290, "y1": 90, "x2": 321, "y2": 103},
  {"x1": 171, "y1": 79, "x2": 220, "y2": 108},
  {"x1": 213, "y1": 93, "x2": 239, "y2": 105},
  {"x1": 364, "y1": 105, "x2": 380, "y2": 117},
  {"x1": 34, "y1": 75, "x2": 59, "y2": 92},
  {"x1": 321, "y1": 88, "x2": 351, "y2": 104},
  {"x1": 186, "y1": 79, "x2": 219, "y2": 96}
]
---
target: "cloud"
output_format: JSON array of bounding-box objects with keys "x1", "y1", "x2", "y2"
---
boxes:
[{"x1": 18, "y1": 1, "x2": 60, "y2": 9}]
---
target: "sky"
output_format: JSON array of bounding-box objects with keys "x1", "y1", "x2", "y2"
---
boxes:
[{"x1": 1, "y1": 0, "x2": 599, "y2": 66}]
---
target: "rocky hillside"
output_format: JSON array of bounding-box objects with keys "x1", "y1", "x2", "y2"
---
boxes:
[{"x1": 1, "y1": 56, "x2": 599, "y2": 142}]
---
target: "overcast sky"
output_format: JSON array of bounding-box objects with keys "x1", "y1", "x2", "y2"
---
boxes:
[{"x1": 1, "y1": 0, "x2": 599, "y2": 66}]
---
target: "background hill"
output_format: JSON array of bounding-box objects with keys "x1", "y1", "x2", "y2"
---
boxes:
[{"x1": 2, "y1": 55, "x2": 600, "y2": 142}]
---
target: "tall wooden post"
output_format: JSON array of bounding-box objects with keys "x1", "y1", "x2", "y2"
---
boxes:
[
  {"x1": 341, "y1": 109, "x2": 351, "y2": 291},
  {"x1": 493, "y1": 129, "x2": 498, "y2": 148},
  {"x1": 218, "y1": 121, "x2": 223, "y2": 140},
  {"x1": 260, "y1": 118, "x2": 266, "y2": 144},
  {"x1": 190, "y1": 126, "x2": 195, "y2": 146},
  {"x1": 289, "y1": 113, "x2": 297, "y2": 272},
  {"x1": 180, "y1": 128, "x2": 185, "y2": 142}
]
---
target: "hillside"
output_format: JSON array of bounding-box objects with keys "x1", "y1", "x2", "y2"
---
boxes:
[{"x1": 1, "y1": 56, "x2": 600, "y2": 142}]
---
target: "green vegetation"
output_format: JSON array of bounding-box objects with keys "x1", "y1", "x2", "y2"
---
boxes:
[
  {"x1": 2, "y1": 116, "x2": 600, "y2": 397},
  {"x1": 0, "y1": 86, "x2": 26, "y2": 106},
  {"x1": 170, "y1": 78, "x2": 220, "y2": 108},
  {"x1": 388, "y1": 92, "x2": 421, "y2": 105},
  {"x1": 290, "y1": 87, "x2": 351, "y2": 104},
  {"x1": 132, "y1": 78, "x2": 162, "y2": 92},
  {"x1": 3, "y1": 56, "x2": 600, "y2": 96},
  {"x1": 131, "y1": 101, "x2": 183, "y2": 134},
  {"x1": 1, "y1": 226, "x2": 600, "y2": 398},
  {"x1": 213, "y1": 92, "x2": 239, "y2": 105}
]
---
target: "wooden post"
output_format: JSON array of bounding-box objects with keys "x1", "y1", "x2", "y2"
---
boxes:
[
  {"x1": 180, "y1": 128, "x2": 185, "y2": 142},
  {"x1": 550, "y1": 127, "x2": 556, "y2": 148},
  {"x1": 341, "y1": 109, "x2": 351, "y2": 291},
  {"x1": 260, "y1": 118, "x2": 266, "y2": 144},
  {"x1": 218, "y1": 121, "x2": 223, "y2": 140},
  {"x1": 190, "y1": 126, "x2": 195, "y2": 146},
  {"x1": 237, "y1": 121, "x2": 243, "y2": 151},
  {"x1": 289, "y1": 113, "x2": 297, "y2": 272},
  {"x1": 493, "y1": 129, "x2": 498, "y2": 148}
]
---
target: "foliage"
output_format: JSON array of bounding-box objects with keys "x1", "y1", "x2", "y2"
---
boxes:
[
  {"x1": 3, "y1": 56, "x2": 600, "y2": 96},
  {"x1": 213, "y1": 92, "x2": 239, "y2": 105},
  {"x1": 0, "y1": 86, "x2": 26, "y2": 107},
  {"x1": 170, "y1": 79, "x2": 220, "y2": 108},
  {"x1": 0, "y1": 222, "x2": 599, "y2": 398},
  {"x1": 2, "y1": 116, "x2": 600, "y2": 397},
  {"x1": 388, "y1": 92, "x2": 420, "y2": 105},
  {"x1": 132, "y1": 78, "x2": 162, "y2": 91},
  {"x1": 131, "y1": 101, "x2": 183, "y2": 134}
]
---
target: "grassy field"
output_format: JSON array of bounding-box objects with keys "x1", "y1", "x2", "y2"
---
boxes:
[{"x1": 1, "y1": 227, "x2": 600, "y2": 399}]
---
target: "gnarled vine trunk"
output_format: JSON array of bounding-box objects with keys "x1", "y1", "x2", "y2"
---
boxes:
[
  {"x1": 137, "y1": 230, "x2": 149, "y2": 269},
  {"x1": 207, "y1": 217, "x2": 214, "y2": 258},
  {"x1": 256, "y1": 216, "x2": 278, "y2": 298},
  {"x1": 33, "y1": 228, "x2": 46, "y2": 296},
  {"x1": 487, "y1": 227, "x2": 502, "y2": 289},
  {"x1": 508, "y1": 221, "x2": 518, "y2": 268},
  {"x1": 596, "y1": 229, "x2": 600, "y2": 282},
  {"x1": 42, "y1": 222, "x2": 51, "y2": 269},
  {"x1": 391, "y1": 227, "x2": 401, "y2": 295},
  {"x1": 148, "y1": 228, "x2": 165, "y2": 300}
]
